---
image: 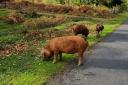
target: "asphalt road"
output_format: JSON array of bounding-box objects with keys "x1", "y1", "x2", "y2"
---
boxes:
[{"x1": 46, "y1": 21, "x2": 128, "y2": 85}]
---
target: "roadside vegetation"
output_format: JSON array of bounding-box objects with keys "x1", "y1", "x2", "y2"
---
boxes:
[{"x1": 0, "y1": 0, "x2": 128, "y2": 85}]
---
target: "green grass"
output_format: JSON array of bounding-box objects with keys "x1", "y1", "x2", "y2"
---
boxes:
[
  {"x1": 0, "y1": 9, "x2": 11, "y2": 17},
  {"x1": 0, "y1": 52, "x2": 74, "y2": 85},
  {"x1": 0, "y1": 8, "x2": 128, "y2": 85}
]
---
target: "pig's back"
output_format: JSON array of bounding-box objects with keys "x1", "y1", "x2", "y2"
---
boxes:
[{"x1": 49, "y1": 36, "x2": 88, "y2": 53}]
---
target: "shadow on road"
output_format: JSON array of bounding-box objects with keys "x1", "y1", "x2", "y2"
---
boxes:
[{"x1": 84, "y1": 58, "x2": 128, "y2": 70}]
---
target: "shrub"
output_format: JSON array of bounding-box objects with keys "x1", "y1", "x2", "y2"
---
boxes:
[
  {"x1": 94, "y1": 5, "x2": 109, "y2": 12},
  {"x1": 22, "y1": 31, "x2": 42, "y2": 41},
  {"x1": 78, "y1": 5, "x2": 94, "y2": 13},
  {"x1": 23, "y1": 15, "x2": 67, "y2": 30},
  {"x1": 120, "y1": 0, "x2": 128, "y2": 12},
  {"x1": 109, "y1": 6, "x2": 121, "y2": 14},
  {"x1": 4, "y1": 12, "x2": 24, "y2": 24},
  {"x1": 18, "y1": 7, "x2": 42, "y2": 18},
  {"x1": 93, "y1": 5, "x2": 113, "y2": 18},
  {"x1": 20, "y1": 1, "x2": 32, "y2": 6},
  {"x1": 43, "y1": 4, "x2": 72, "y2": 14},
  {"x1": 4, "y1": 2, "x2": 118, "y2": 18}
]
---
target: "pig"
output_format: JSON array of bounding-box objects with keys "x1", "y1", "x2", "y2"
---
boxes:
[
  {"x1": 41, "y1": 36, "x2": 88, "y2": 66},
  {"x1": 96, "y1": 23, "x2": 104, "y2": 37},
  {"x1": 69, "y1": 24, "x2": 89, "y2": 37}
]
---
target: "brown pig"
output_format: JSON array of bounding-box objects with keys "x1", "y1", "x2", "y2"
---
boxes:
[
  {"x1": 41, "y1": 36, "x2": 88, "y2": 66},
  {"x1": 69, "y1": 24, "x2": 89, "y2": 37},
  {"x1": 96, "y1": 23, "x2": 104, "y2": 37}
]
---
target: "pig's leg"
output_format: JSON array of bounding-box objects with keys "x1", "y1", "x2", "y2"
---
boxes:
[
  {"x1": 78, "y1": 51, "x2": 84, "y2": 66},
  {"x1": 53, "y1": 50, "x2": 59, "y2": 64},
  {"x1": 96, "y1": 31, "x2": 100, "y2": 38},
  {"x1": 99, "y1": 31, "x2": 101, "y2": 38},
  {"x1": 59, "y1": 52, "x2": 62, "y2": 61},
  {"x1": 96, "y1": 31, "x2": 98, "y2": 38}
]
